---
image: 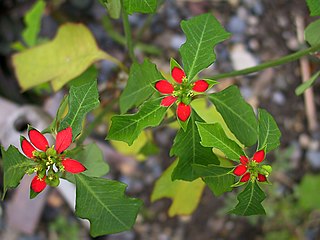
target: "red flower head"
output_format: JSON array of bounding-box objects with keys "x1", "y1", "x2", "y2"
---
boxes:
[
  {"x1": 155, "y1": 66, "x2": 209, "y2": 122},
  {"x1": 20, "y1": 127, "x2": 86, "y2": 193},
  {"x1": 233, "y1": 150, "x2": 270, "y2": 183}
]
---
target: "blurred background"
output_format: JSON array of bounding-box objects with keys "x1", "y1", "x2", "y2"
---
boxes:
[{"x1": 0, "y1": 0, "x2": 319, "y2": 239}]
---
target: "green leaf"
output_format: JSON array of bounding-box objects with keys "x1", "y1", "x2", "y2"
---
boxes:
[
  {"x1": 196, "y1": 122, "x2": 244, "y2": 161},
  {"x1": 65, "y1": 143, "x2": 109, "y2": 183},
  {"x1": 151, "y1": 160, "x2": 205, "y2": 217},
  {"x1": 257, "y1": 109, "x2": 281, "y2": 153},
  {"x1": 99, "y1": 0, "x2": 121, "y2": 19},
  {"x1": 295, "y1": 71, "x2": 320, "y2": 95},
  {"x1": 306, "y1": 0, "x2": 320, "y2": 16},
  {"x1": 69, "y1": 65, "x2": 98, "y2": 87},
  {"x1": 2, "y1": 146, "x2": 36, "y2": 197},
  {"x1": 297, "y1": 174, "x2": 320, "y2": 210},
  {"x1": 123, "y1": 0, "x2": 157, "y2": 14},
  {"x1": 230, "y1": 181, "x2": 266, "y2": 216},
  {"x1": 13, "y1": 23, "x2": 121, "y2": 91},
  {"x1": 305, "y1": 19, "x2": 320, "y2": 47},
  {"x1": 180, "y1": 13, "x2": 230, "y2": 81},
  {"x1": 59, "y1": 80, "x2": 100, "y2": 140},
  {"x1": 22, "y1": 0, "x2": 45, "y2": 47},
  {"x1": 120, "y1": 59, "x2": 163, "y2": 114},
  {"x1": 170, "y1": 111, "x2": 219, "y2": 181},
  {"x1": 108, "y1": 98, "x2": 167, "y2": 146},
  {"x1": 75, "y1": 174, "x2": 142, "y2": 236},
  {"x1": 192, "y1": 164, "x2": 234, "y2": 196},
  {"x1": 209, "y1": 85, "x2": 258, "y2": 147}
]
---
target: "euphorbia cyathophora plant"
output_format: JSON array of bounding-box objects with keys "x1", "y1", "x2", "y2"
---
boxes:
[
  {"x1": 2, "y1": 0, "x2": 319, "y2": 237},
  {"x1": 21, "y1": 127, "x2": 86, "y2": 193}
]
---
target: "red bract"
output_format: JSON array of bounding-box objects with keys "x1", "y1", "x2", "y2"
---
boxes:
[
  {"x1": 20, "y1": 126, "x2": 86, "y2": 194},
  {"x1": 155, "y1": 65, "x2": 209, "y2": 122},
  {"x1": 233, "y1": 150, "x2": 267, "y2": 183},
  {"x1": 31, "y1": 175, "x2": 46, "y2": 193}
]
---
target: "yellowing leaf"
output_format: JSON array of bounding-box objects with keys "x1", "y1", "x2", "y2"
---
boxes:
[
  {"x1": 151, "y1": 160, "x2": 205, "y2": 217},
  {"x1": 13, "y1": 23, "x2": 122, "y2": 91}
]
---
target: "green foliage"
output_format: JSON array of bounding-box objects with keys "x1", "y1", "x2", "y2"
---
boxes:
[
  {"x1": 306, "y1": 0, "x2": 320, "y2": 16},
  {"x1": 59, "y1": 81, "x2": 100, "y2": 140},
  {"x1": 22, "y1": 0, "x2": 45, "y2": 47},
  {"x1": 123, "y1": 0, "x2": 158, "y2": 14},
  {"x1": 297, "y1": 174, "x2": 320, "y2": 210},
  {"x1": 230, "y1": 181, "x2": 266, "y2": 216},
  {"x1": 305, "y1": 19, "x2": 320, "y2": 47},
  {"x1": 257, "y1": 109, "x2": 281, "y2": 153},
  {"x1": 99, "y1": 0, "x2": 121, "y2": 19},
  {"x1": 108, "y1": 98, "x2": 167, "y2": 145},
  {"x1": 192, "y1": 164, "x2": 234, "y2": 196},
  {"x1": 2, "y1": 146, "x2": 36, "y2": 197},
  {"x1": 196, "y1": 122, "x2": 244, "y2": 161},
  {"x1": 75, "y1": 174, "x2": 142, "y2": 236},
  {"x1": 209, "y1": 85, "x2": 258, "y2": 147},
  {"x1": 151, "y1": 160, "x2": 205, "y2": 217},
  {"x1": 65, "y1": 143, "x2": 109, "y2": 183},
  {"x1": 170, "y1": 111, "x2": 219, "y2": 181},
  {"x1": 120, "y1": 59, "x2": 163, "y2": 113},
  {"x1": 180, "y1": 13, "x2": 230, "y2": 81},
  {"x1": 13, "y1": 23, "x2": 120, "y2": 91},
  {"x1": 295, "y1": 70, "x2": 320, "y2": 95}
]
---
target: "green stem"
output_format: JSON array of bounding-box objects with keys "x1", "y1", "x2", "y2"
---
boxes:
[
  {"x1": 210, "y1": 44, "x2": 320, "y2": 80},
  {"x1": 122, "y1": 5, "x2": 137, "y2": 63}
]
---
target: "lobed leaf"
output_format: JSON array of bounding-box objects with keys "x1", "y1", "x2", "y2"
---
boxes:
[
  {"x1": 305, "y1": 19, "x2": 320, "y2": 47},
  {"x1": 123, "y1": 0, "x2": 158, "y2": 14},
  {"x1": 209, "y1": 85, "x2": 258, "y2": 147},
  {"x1": 306, "y1": 0, "x2": 320, "y2": 16},
  {"x1": 107, "y1": 98, "x2": 167, "y2": 146},
  {"x1": 257, "y1": 109, "x2": 281, "y2": 153},
  {"x1": 59, "y1": 80, "x2": 100, "y2": 140},
  {"x1": 13, "y1": 23, "x2": 120, "y2": 91},
  {"x1": 170, "y1": 111, "x2": 219, "y2": 181},
  {"x1": 192, "y1": 164, "x2": 234, "y2": 196},
  {"x1": 22, "y1": 0, "x2": 45, "y2": 47},
  {"x1": 120, "y1": 59, "x2": 164, "y2": 114},
  {"x1": 230, "y1": 181, "x2": 266, "y2": 216},
  {"x1": 196, "y1": 122, "x2": 244, "y2": 161},
  {"x1": 151, "y1": 160, "x2": 205, "y2": 217},
  {"x1": 2, "y1": 146, "x2": 36, "y2": 197},
  {"x1": 75, "y1": 174, "x2": 142, "y2": 236},
  {"x1": 180, "y1": 13, "x2": 230, "y2": 81}
]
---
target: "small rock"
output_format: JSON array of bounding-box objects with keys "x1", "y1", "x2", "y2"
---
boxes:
[
  {"x1": 170, "y1": 35, "x2": 186, "y2": 50},
  {"x1": 272, "y1": 91, "x2": 285, "y2": 105},
  {"x1": 307, "y1": 150, "x2": 320, "y2": 170},
  {"x1": 227, "y1": 16, "x2": 246, "y2": 34},
  {"x1": 230, "y1": 43, "x2": 258, "y2": 70}
]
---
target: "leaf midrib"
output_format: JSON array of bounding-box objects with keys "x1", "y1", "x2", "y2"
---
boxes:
[{"x1": 76, "y1": 175, "x2": 129, "y2": 229}]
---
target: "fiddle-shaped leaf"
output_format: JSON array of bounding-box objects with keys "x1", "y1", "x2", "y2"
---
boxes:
[
  {"x1": 108, "y1": 98, "x2": 167, "y2": 146},
  {"x1": 305, "y1": 19, "x2": 320, "y2": 47},
  {"x1": 59, "y1": 80, "x2": 99, "y2": 140},
  {"x1": 75, "y1": 174, "x2": 142, "y2": 236},
  {"x1": 2, "y1": 146, "x2": 36, "y2": 198},
  {"x1": 123, "y1": 0, "x2": 157, "y2": 14},
  {"x1": 209, "y1": 85, "x2": 258, "y2": 147},
  {"x1": 170, "y1": 111, "x2": 219, "y2": 181},
  {"x1": 196, "y1": 122, "x2": 244, "y2": 161},
  {"x1": 257, "y1": 109, "x2": 281, "y2": 153},
  {"x1": 13, "y1": 23, "x2": 122, "y2": 91},
  {"x1": 230, "y1": 181, "x2": 266, "y2": 216},
  {"x1": 192, "y1": 164, "x2": 234, "y2": 196},
  {"x1": 151, "y1": 160, "x2": 205, "y2": 217},
  {"x1": 180, "y1": 13, "x2": 230, "y2": 81},
  {"x1": 120, "y1": 59, "x2": 163, "y2": 114}
]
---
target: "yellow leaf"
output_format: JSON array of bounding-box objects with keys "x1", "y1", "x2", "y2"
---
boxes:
[
  {"x1": 151, "y1": 160, "x2": 205, "y2": 217},
  {"x1": 13, "y1": 23, "x2": 123, "y2": 91}
]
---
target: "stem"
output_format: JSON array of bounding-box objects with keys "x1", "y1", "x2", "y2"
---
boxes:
[
  {"x1": 210, "y1": 44, "x2": 320, "y2": 80},
  {"x1": 122, "y1": 4, "x2": 137, "y2": 63}
]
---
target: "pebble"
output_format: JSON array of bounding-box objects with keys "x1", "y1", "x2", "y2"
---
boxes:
[
  {"x1": 170, "y1": 35, "x2": 186, "y2": 50},
  {"x1": 227, "y1": 16, "x2": 246, "y2": 34},
  {"x1": 307, "y1": 150, "x2": 320, "y2": 170},
  {"x1": 230, "y1": 43, "x2": 258, "y2": 70},
  {"x1": 272, "y1": 91, "x2": 286, "y2": 105}
]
